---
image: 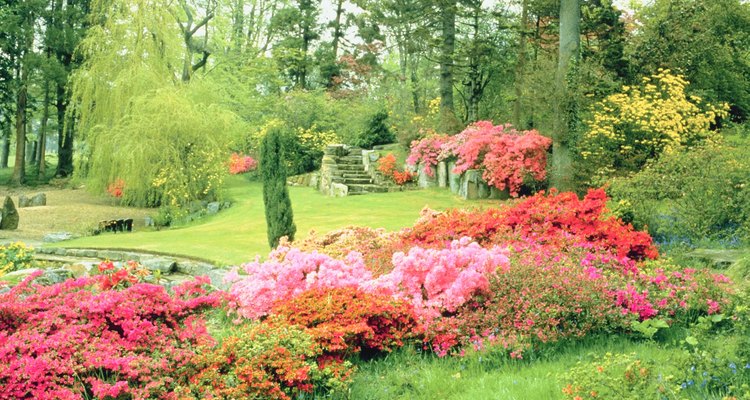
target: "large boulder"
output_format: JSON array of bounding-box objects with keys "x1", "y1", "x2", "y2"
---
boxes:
[
  {"x1": 30, "y1": 193, "x2": 46, "y2": 207},
  {"x1": 0, "y1": 196, "x2": 19, "y2": 230},
  {"x1": 17, "y1": 195, "x2": 31, "y2": 208}
]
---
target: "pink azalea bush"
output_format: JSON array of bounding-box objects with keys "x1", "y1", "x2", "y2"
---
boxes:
[
  {"x1": 225, "y1": 247, "x2": 374, "y2": 319},
  {"x1": 0, "y1": 269, "x2": 222, "y2": 400},
  {"x1": 227, "y1": 238, "x2": 509, "y2": 325},
  {"x1": 406, "y1": 134, "x2": 449, "y2": 176},
  {"x1": 407, "y1": 121, "x2": 552, "y2": 195},
  {"x1": 228, "y1": 153, "x2": 257, "y2": 174}
]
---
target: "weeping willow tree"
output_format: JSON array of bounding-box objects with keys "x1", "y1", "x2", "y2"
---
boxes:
[{"x1": 69, "y1": 0, "x2": 244, "y2": 206}]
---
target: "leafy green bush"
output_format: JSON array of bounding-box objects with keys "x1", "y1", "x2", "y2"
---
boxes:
[
  {"x1": 608, "y1": 141, "x2": 750, "y2": 246},
  {"x1": 355, "y1": 110, "x2": 395, "y2": 149},
  {"x1": 562, "y1": 352, "x2": 681, "y2": 400},
  {"x1": 678, "y1": 289, "x2": 750, "y2": 398}
]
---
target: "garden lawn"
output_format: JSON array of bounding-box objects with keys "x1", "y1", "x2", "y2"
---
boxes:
[
  {"x1": 347, "y1": 336, "x2": 679, "y2": 400},
  {"x1": 57, "y1": 175, "x2": 495, "y2": 265}
]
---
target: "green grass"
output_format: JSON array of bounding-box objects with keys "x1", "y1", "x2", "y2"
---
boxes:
[
  {"x1": 347, "y1": 336, "x2": 676, "y2": 400},
  {"x1": 57, "y1": 175, "x2": 495, "y2": 265}
]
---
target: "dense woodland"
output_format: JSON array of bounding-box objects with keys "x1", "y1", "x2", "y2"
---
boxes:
[{"x1": 0, "y1": 0, "x2": 749, "y2": 205}]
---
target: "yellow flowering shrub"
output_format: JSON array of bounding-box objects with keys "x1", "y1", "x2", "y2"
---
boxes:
[
  {"x1": 580, "y1": 70, "x2": 729, "y2": 178},
  {"x1": 0, "y1": 242, "x2": 35, "y2": 277}
]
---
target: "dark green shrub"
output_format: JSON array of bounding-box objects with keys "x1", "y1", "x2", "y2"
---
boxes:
[
  {"x1": 261, "y1": 126, "x2": 297, "y2": 248},
  {"x1": 355, "y1": 110, "x2": 395, "y2": 149},
  {"x1": 608, "y1": 141, "x2": 750, "y2": 246}
]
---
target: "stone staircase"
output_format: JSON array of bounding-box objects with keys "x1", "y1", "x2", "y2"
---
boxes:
[{"x1": 319, "y1": 145, "x2": 390, "y2": 196}]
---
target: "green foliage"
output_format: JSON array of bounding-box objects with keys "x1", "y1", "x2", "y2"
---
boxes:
[
  {"x1": 561, "y1": 352, "x2": 681, "y2": 400},
  {"x1": 355, "y1": 110, "x2": 395, "y2": 149},
  {"x1": 84, "y1": 84, "x2": 240, "y2": 207},
  {"x1": 629, "y1": 0, "x2": 750, "y2": 120},
  {"x1": 261, "y1": 126, "x2": 297, "y2": 248},
  {"x1": 608, "y1": 140, "x2": 750, "y2": 246}
]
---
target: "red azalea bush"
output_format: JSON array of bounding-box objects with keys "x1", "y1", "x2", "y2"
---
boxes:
[
  {"x1": 403, "y1": 188, "x2": 658, "y2": 261},
  {"x1": 106, "y1": 178, "x2": 125, "y2": 198},
  {"x1": 271, "y1": 287, "x2": 418, "y2": 358},
  {"x1": 0, "y1": 270, "x2": 222, "y2": 400},
  {"x1": 228, "y1": 153, "x2": 257, "y2": 174},
  {"x1": 175, "y1": 321, "x2": 350, "y2": 400},
  {"x1": 376, "y1": 153, "x2": 415, "y2": 185},
  {"x1": 407, "y1": 121, "x2": 552, "y2": 195}
]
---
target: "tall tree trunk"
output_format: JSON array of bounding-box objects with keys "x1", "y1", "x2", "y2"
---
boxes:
[
  {"x1": 1, "y1": 117, "x2": 10, "y2": 168},
  {"x1": 55, "y1": 83, "x2": 74, "y2": 177},
  {"x1": 439, "y1": 0, "x2": 457, "y2": 130},
  {"x1": 513, "y1": 0, "x2": 528, "y2": 128},
  {"x1": 38, "y1": 81, "x2": 50, "y2": 178},
  {"x1": 550, "y1": 0, "x2": 580, "y2": 190},
  {"x1": 11, "y1": 79, "x2": 27, "y2": 185},
  {"x1": 465, "y1": 3, "x2": 484, "y2": 123},
  {"x1": 29, "y1": 140, "x2": 37, "y2": 164}
]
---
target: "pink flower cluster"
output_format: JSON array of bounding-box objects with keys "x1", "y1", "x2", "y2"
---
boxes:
[
  {"x1": 0, "y1": 271, "x2": 222, "y2": 399},
  {"x1": 407, "y1": 121, "x2": 552, "y2": 196},
  {"x1": 371, "y1": 238, "x2": 510, "y2": 324},
  {"x1": 227, "y1": 238, "x2": 510, "y2": 325},
  {"x1": 229, "y1": 153, "x2": 257, "y2": 174},
  {"x1": 226, "y1": 247, "x2": 374, "y2": 319},
  {"x1": 406, "y1": 134, "x2": 449, "y2": 176}
]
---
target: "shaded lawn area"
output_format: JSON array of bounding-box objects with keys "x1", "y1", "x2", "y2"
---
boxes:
[{"x1": 58, "y1": 176, "x2": 497, "y2": 265}]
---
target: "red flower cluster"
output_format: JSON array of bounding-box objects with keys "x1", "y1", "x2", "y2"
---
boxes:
[
  {"x1": 106, "y1": 178, "x2": 125, "y2": 198},
  {"x1": 403, "y1": 188, "x2": 658, "y2": 261},
  {"x1": 377, "y1": 153, "x2": 415, "y2": 185},
  {"x1": 176, "y1": 322, "x2": 325, "y2": 400},
  {"x1": 271, "y1": 287, "x2": 417, "y2": 359}
]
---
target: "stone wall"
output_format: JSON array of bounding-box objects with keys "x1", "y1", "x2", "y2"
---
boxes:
[{"x1": 417, "y1": 163, "x2": 509, "y2": 200}]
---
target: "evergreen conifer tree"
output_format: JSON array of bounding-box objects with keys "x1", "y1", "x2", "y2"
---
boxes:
[{"x1": 261, "y1": 126, "x2": 296, "y2": 248}]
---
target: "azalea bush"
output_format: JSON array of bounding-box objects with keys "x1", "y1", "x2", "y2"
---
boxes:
[
  {"x1": 426, "y1": 247, "x2": 629, "y2": 357},
  {"x1": 407, "y1": 121, "x2": 552, "y2": 196},
  {"x1": 402, "y1": 188, "x2": 658, "y2": 261},
  {"x1": 271, "y1": 287, "x2": 417, "y2": 358},
  {"x1": 106, "y1": 178, "x2": 125, "y2": 198},
  {"x1": 0, "y1": 270, "x2": 222, "y2": 399},
  {"x1": 176, "y1": 320, "x2": 352, "y2": 400},
  {"x1": 228, "y1": 153, "x2": 257, "y2": 175},
  {"x1": 377, "y1": 153, "x2": 415, "y2": 185}
]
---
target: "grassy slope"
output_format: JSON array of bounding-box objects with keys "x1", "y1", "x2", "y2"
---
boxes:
[{"x1": 58, "y1": 175, "x2": 495, "y2": 265}]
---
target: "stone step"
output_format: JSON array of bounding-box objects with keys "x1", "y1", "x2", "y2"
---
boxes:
[
  {"x1": 338, "y1": 155, "x2": 363, "y2": 161},
  {"x1": 342, "y1": 172, "x2": 371, "y2": 179},
  {"x1": 343, "y1": 178, "x2": 373, "y2": 185},
  {"x1": 347, "y1": 184, "x2": 389, "y2": 194},
  {"x1": 337, "y1": 164, "x2": 366, "y2": 171},
  {"x1": 347, "y1": 147, "x2": 363, "y2": 155}
]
